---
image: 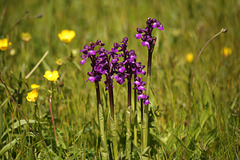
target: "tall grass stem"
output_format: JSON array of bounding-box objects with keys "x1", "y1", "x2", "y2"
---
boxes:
[
  {"x1": 190, "y1": 28, "x2": 227, "y2": 95},
  {"x1": 25, "y1": 50, "x2": 49, "y2": 79}
]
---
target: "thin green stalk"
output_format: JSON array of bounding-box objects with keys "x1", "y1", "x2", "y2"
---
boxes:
[
  {"x1": 34, "y1": 101, "x2": 38, "y2": 129},
  {"x1": 1, "y1": 51, "x2": 5, "y2": 67},
  {"x1": 99, "y1": 103, "x2": 109, "y2": 159},
  {"x1": 141, "y1": 102, "x2": 148, "y2": 152},
  {"x1": 96, "y1": 81, "x2": 109, "y2": 159},
  {"x1": 133, "y1": 75, "x2": 138, "y2": 147},
  {"x1": 63, "y1": 43, "x2": 73, "y2": 61},
  {"x1": 7, "y1": 11, "x2": 42, "y2": 35},
  {"x1": 140, "y1": 99, "x2": 143, "y2": 151},
  {"x1": 0, "y1": 3, "x2": 8, "y2": 32},
  {"x1": 142, "y1": 42, "x2": 155, "y2": 152},
  {"x1": 0, "y1": 106, "x2": 3, "y2": 144},
  {"x1": 110, "y1": 115, "x2": 118, "y2": 160},
  {"x1": 126, "y1": 80, "x2": 132, "y2": 159},
  {"x1": 49, "y1": 83, "x2": 58, "y2": 146}
]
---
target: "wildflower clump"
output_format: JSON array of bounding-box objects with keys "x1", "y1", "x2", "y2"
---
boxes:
[
  {"x1": 58, "y1": 29, "x2": 76, "y2": 43},
  {"x1": 0, "y1": 38, "x2": 11, "y2": 51},
  {"x1": 80, "y1": 38, "x2": 149, "y2": 103},
  {"x1": 43, "y1": 71, "x2": 59, "y2": 81},
  {"x1": 80, "y1": 38, "x2": 148, "y2": 159},
  {"x1": 26, "y1": 90, "x2": 38, "y2": 102}
]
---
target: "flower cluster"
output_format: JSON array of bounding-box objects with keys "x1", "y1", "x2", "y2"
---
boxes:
[
  {"x1": 26, "y1": 84, "x2": 40, "y2": 102},
  {"x1": 113, "y1": 37, "x2": 146, "y2": 85},
  {"x1": 80, "y1": 38, "x2": 149, "y2": 104},
  {"x1": 133, "y1": 77, "x2": 150, "y2": 105},
  {"x1": 26, "y1": 90, "x2": 38, "y2": 102},
  {"x1": 80, "y1": 40, "x2": 106, "y2": 83},
  {"x1": 135, "y1": 17, "x2": 164, "y2": 50}
]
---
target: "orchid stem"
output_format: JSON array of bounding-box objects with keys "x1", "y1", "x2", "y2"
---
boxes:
[
  {"x1": 133, "y1": 75, "x2": 138, "y2": 147},
  {"x1": 126, "y1": 79, "x2": 132, "y2": 159},
  {"x1": 108, "y1": 80, "x2": 118, "y2": 160},
  {"x1": 95, "y1": 81, "x2": 109, "y2": 159},
  {"x1": 142, "y1": 42, "x2": 155, "y2": 152}
]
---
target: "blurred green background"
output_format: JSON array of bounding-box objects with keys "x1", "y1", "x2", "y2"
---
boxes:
[{"x1": 0, "y1": 0, "x2": 239, "y2": 159}]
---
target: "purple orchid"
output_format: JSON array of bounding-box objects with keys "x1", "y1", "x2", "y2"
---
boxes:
[
  {"x1": 117, "y1": 37, "x2": 146, "y2": 78},
  {"x1": 134, "y1": 18, "x2": 164, "y2": 149},
  {"x1": 114, "y1": 37, "x2": 150, "y2": 105},
  {"x1": 135, "y1": 17, "x2": 164, "y2": 50},
  {"x1": 80, "y1": 40, "x2": 107, "y2": 83},
  {"x1": 80, "y1": 37, "x2": 150, "y2": 106},
  {"x1": 133, "y1": 77, "x2": 150, "y2": 105}
]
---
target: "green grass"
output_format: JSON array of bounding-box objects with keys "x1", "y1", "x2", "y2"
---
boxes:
[{"x1": 0, "y1": 0, "x2": 239, "y2": 159}]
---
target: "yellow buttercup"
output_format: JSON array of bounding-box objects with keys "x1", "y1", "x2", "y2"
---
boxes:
[
  {"x1": 43, "y1": 71, "x2": 59, "y2": 81},
  {"x1": 26, "y1": 90, "x2": 38, "y2": 102},
  {"x1": 58, "y1": 29, "x2": 76, "y2": 43},
  {"x1": 0, "y1": 38, "x2": 11, "y2": 51}
]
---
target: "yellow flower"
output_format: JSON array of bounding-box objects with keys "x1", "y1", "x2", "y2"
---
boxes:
[
  {"x1": 186, "y1": 52, "x2": 194, "y2": 63},
  {"x1": 26, "y1": 90, "x2": 38, "y2": 102},
  {"x1": 56, "y1": 58, "x2": 64, "y2": 66},
  {"x1": 31, "y1": 84, "x2": 40, "y2": 90},
  {"x1": 21, "y1": 32, "x2": 32, "y2": 42},
  {"x1": 223, "y1": 47, "x2": 232, "y2": 57},
  {"x1": 43, "y1": 71, "x2": 59, "y2": 81},
  {"x1": 0, "y1": 38, "x2": 11, "y2": 51},
  {"x1": 58, "y1": 29, "x2": 76, "y2": 43}
]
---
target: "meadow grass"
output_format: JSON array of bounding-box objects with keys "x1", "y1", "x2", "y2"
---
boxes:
[{"x1": 0, "y1": 0, "x2": 239, "y2": 159}]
